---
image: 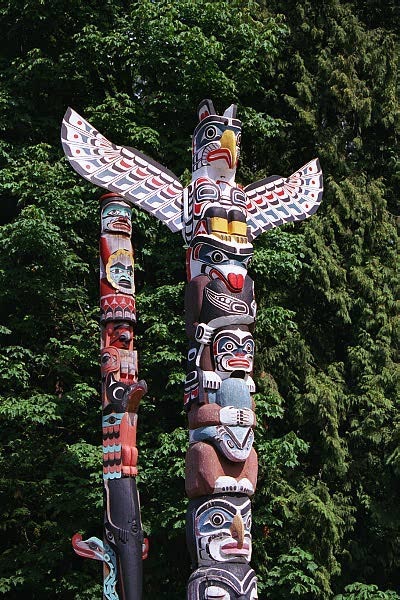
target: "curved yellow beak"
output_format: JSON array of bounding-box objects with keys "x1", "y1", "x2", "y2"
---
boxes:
[{"x1": 219, "y1": 129, "x2": 237, "y2": 167}]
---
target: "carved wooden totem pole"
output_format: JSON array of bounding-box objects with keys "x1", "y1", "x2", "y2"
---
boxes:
[
  {"x1": 69, "y1": 189, "x2": 148, "y2": 599},
  {"x1": 61, "y1": 99, "x2": 323, "y2": 599}
]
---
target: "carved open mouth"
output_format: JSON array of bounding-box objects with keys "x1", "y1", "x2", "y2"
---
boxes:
[
  {"x1": 227, "y1": 358, "x2": 250, "y2": 368},
  {"x1": 110, "y1": 218, "x2": 130, "y2": 232},
  {"x1": 207, "y1": 148, "x2": 233, "y2": 168},
  {"x1": 117, "y1": 277, "x2": 131, "y2": 288},
  {"x1": 221, "y1": 541, "x2": 250, "y2": 555}
]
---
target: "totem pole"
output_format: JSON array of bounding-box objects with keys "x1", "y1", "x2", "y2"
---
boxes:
[
  {"x1": 69, "y1": 185, "x2": 148, "y2": 597},
  {"x1": 61, "y1": 99, "x2": 323, "y2": 599}
]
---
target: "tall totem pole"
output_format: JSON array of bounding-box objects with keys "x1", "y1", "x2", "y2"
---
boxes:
[
  {"x1": 70, "y1": 189, "x2": 148, "y2": 600},
  {"x1": 61, "y1": 99, "x2": 323, "y2": 599}
]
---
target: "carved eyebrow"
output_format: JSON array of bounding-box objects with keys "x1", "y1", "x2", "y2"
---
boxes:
[{"x1": 196, "y1": 500, "x2": 238, "y2": 517}]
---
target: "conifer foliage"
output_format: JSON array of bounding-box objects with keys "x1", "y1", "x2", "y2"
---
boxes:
[{"x1": 0, "y1": 0, "x2": 398, "y2": 598}]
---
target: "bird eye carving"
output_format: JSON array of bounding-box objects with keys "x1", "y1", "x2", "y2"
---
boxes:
[
  {"x1": 209, "y1": 250, "x2": 226, "y2": 263},
  {"x1": 204, "y1": 125, "x2": 218, "y2": 140},
  {"x1": 210, "y1": 512, "x2": 225, "y2": 527}
]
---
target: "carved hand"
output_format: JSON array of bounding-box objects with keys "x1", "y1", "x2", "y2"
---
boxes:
[
  {"x1": 245, "y1": 375, "x2": 256, "y2": 393},
  {"x1": 195, "y1": 323, "x2": 215, "y2": 345},
  {"x1": 202, "y1": 371, "x2": 222, "y2": 390},
  {"x1": 219, "y1": 406, "x2": 255, "y2": 426}
]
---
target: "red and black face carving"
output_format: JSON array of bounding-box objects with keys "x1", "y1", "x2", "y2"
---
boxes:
[
  {"x1": 187, "y1": 236, "x2": 252, "y2": 291},
  {"x1": 106, "y1": 322, "x2": 134, "y2": 350},
  {"x1": 213, "y1": 329, "x2": 254, "y2": 376}
]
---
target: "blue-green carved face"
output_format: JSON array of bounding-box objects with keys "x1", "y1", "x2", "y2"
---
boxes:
[
  {"x1": 110, "y1": 262, "x2": 133, "y2": 288},
  {"x1": 101, "y1": 201, "x2": 132, "y2": 234},
  {"x1": 194, "y1": 497, "x2": 252, "y2": 565},
  {"x1": 106, "y1": 250, "x2": 135, "y2": 294}
]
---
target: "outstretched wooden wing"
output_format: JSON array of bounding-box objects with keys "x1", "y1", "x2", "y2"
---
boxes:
[
  {"x1": 61, "y1": 108, "x2": 184, "y2": 233},
  {"x1": 244, "y1": 158, "x2": 323, "y2": 240}
]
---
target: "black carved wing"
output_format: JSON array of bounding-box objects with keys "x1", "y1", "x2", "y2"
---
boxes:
[
  {"x1": 61, "y1": 108, "x2": 184, "y2": 232},
  {"x1": 244, "y1": 159, "x2": 323, "y2": 240}
]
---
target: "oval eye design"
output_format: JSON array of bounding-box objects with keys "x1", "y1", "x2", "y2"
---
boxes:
[
  {"x1": 221, "y1": 341, "x2": 235, "y2": 352},
  {"x1": 242, "y1": 256, "x2": 252, "y2": 267},
  {"x1": 103, "y1": 415, "x2": 116, "y2": 426},
  {"x1": 244, "y1": 341, "x2": 254, "y2": 353},
  {"x1": 101, "y1": 352, "x2": 111, "y2": 364},
  {"x1": 236, "y1": 132, "x2": 242, "y2": 145},
  {"x1": 246, "y1": 514, "x2": 252, "y2": 530},
  {"x1": 88, "y1": 541, "x2": 101, "y2": 551},
  {"x1": 210, "y1": 512, "x2": 226, "y2": 527},
  {"x1": 210, "y1": 250, "x2": 227, "y2": 264},
  {"x1": 204, "y1": 125, "x2": 218, "y2": 140}
]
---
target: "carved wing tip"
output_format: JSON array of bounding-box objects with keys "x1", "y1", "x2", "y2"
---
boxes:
[
  {"x1": 62, "y1": 106, "x2": 70, "y2": 121},
  {"x1": 306, "y1": 157, "x2": 322, "y2": 175}
]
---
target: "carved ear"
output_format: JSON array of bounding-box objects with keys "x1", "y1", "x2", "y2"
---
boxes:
[
  {"x1": 223, "y1": 104, "x2": 237, "y2": 119},
  {"x1": 198, "y1": 99, "x2": 216, "y2": 121}
]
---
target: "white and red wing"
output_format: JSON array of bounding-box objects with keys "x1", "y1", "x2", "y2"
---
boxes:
[
  {"x1": 244, "y1": 159, "x2": 323, "y2": 240},
  {"x1": 61, "y1": 108, "x2": 184, "y2": 232}
]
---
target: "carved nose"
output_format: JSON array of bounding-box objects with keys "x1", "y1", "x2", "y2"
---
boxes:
[{"x1": 230, "y1": 512, "x2": 244, "y2": 548}]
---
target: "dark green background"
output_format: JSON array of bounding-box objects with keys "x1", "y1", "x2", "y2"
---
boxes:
[{"x1": 0, "y1": 0, "x2": 399, "y2": 597}]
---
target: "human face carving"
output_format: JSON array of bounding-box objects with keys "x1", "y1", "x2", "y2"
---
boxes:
[
  {"x1": 101, "y1": 201, "x2": 132, "y2": 235},
  {"x1": 213, "y1": 329, "x2": 254, "y2": 376},
  {"x1": 194, "y1": 497, "x2": 252, "y2": 565},
  {"x1": 106, "y1": 249, "x2": 134, "y2": 294}
]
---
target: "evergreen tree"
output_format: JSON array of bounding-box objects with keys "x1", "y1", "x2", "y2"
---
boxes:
[{"x1": 0, "y1": 0, "x2": 398, "y2": 598}]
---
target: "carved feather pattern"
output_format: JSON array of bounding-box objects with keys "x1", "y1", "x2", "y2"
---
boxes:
[
  {"x1": 61, "y1": 108, "x2": 184, "y2": 232},
  {"x1": 244, "y1": 158, "x2": 323, "y2": 240}
]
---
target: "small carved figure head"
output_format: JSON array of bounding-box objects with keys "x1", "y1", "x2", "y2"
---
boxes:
[
  {"x1": 186, "y1": 235, "x2": 252, "y2": 291},
  {"x1": 101, "y1": 346, "x2": 120, "y2": 376},
  {"x1": 192, "y1": 99, "x2": 242, "y2": 175},
  {"x1": 101, "y1": 197, "x2": 132, "y2": 235},
  {"x1": 186, "y1": 495, "x2": 252, "y2": 566},
  {"x1": 213, "y1": 329, "x2": 254, "y2": 377}
]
